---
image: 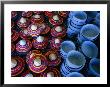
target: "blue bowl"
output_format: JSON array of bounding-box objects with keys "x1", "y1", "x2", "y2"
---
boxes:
[
  {"x1": 78, "y1": 24, "x2": 99, "y2": 43},
  {"x1": 89, "y1": 58, "x2": 100, "y2": 77},
  {"x1": 60, "y1": 41, "x2": 76, "y2": 59},
  {"x1": 71, "y1": 11, "x2": 87, "y2": 25},
  {"x1": 81, "y1": 41, "x2": 98, "y2": 58},
  {"x1": 66, "y1": 50, "x2": 86, "y2": 71}
]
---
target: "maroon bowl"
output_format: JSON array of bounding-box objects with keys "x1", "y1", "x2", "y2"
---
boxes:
[
  {"x1": 50, "y1": 38, "x2": 62, "y2": 50},
  {"x1": 16, "y1": 39, "x2": 32, "y2": 53},
  {"x1": 51, "y1": 26, "x2": 66, "y2": 38},
  {"x1": 11, "y1": 56, "x2": 25, "y2": 77},
  {"x1": 40, "y1": 67, "x2": 60, "y2": 77},
  {"x1": 45, "y1": 50, "x2": 61, "y2": 66},
  {"x1": 49, "y1": 14, "x2": 63, "y2": 26},
  {"x1": 32, "y1": 36, "x2": 48, "y2": 49},
  {"x1": 28, "y1": 54, "x2": 47, "y2": 73},
  {"x1": 17, "y1": 17, "x2": 30, "y2": 28},
  {"x1": 19, "y1": 28, "x2": 30, "y2": 40},
  {"x1": 27, "y1": 24, "x2": 44, "y2": 37},
  {"x1": 30, "y1": 14, "x2": 44, "y2": 24},
  {"x1": 26, "y1": 50, "x2": 41, "y2": 64}
]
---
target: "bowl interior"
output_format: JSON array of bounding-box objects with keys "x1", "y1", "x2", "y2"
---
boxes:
[
  {"x1": 82, "y1": 25, "x2": 99, "y2": 38},
  {"x1": 68, "y1": 52, "x2": 85, "y2": 67},
  {"x1": 61, "y1": 42, "x2": 75, "y2": 53}
]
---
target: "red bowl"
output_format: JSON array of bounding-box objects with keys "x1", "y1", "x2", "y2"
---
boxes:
[
  {"x1": 45, "y1": 50, "x2": 61, "y2": 66},
  {"x1": 50, "y1": 38, "x2": 62, "y2": 50},
  {"x1": 11, "y1": 56, "x2": 25, "y2": 76},
  {"x1": 32, "y1": 36, "x2": 48, "y2": 49},
  {"x1": 51, "y1": 26, "x2": 66, "y2": 38},
  {"x1": 40, "y1": 67, "x2": 60, "y2": 77},
  {"x1": 16, "y1": 39, "x2": 32, "y2": 53},
  {"x1": 27, "y1": 24, "x2": 44, "y2": 37},
  {"x1": 17, "y1": 17, "x2": 30, "y2": 28},
  {"x1": 28, "y1": 54, "x2": 47, "y2": 73},
  {"x1": 30, "y1": 14, "x2": 44, "y2": 24},
  {"x1": 19, "y1": 28, "x2": 30, "y2": 40},
  {"x1": 49, "y1": 15, "x2": 63, "y2": 26},
  {"x1": 26, "y1": 50, "x2": 41, "y2": 64}
]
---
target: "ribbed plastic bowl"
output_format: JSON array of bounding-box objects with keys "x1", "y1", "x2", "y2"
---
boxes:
[
  {"x1": 71, "y1": 11, "x2": 87, "y2": 25},
  {"x1": 60, "y1": 41, "x2": 76, "y2": 59},
  {"x1": 78, "y1": 24, "x2": 99, "y2": 42},
  {"x1": 66, "y1": 50, "x2": 86, "y2": 71}
]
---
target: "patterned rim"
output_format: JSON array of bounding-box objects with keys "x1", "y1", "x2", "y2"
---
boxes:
[
  {"x1": 28, "y1": 54, "x2": 47, "y2": 73},
  {"x1": 26, "y1": 50, "x2": 41, "y2": 64},
  {"x1": 16, "y1": 39, "x2": 32, "y2": 53},
  {"x1": 49, "y1": 15, "x2": 63, "y2": 26},
  {"x1": 32, "y1": 36, "x2": 48, "y2": 49},
  {"x1": 51, "y1": 26, "x2": 66, "y2": 38},
  {"x1": 45, "y1": 50, "x2": 61, "y2": 66},
  {"x1": 40, "y1": 67, "x2": 60, "y2": 77},
  {"x1": 50, "y1": 38, "x2": 62, "y2": 50},
  {"x1": 11, "y1": 56, "x2": 25, "y2": 76},
  {"x1": 31, "y1": 14, "x2": 44, "y2": 24}
]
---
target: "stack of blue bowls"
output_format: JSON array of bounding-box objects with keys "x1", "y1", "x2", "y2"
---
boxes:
[
  {"x1": 67, "y1": 11, "x2": 87, "y2": 38},
  {"x1": 60, "y1": 50, "x2": 86, "y2": 77},
  {"x1": 60, "y1": 11, "x2": 100, "y2": 77}
]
